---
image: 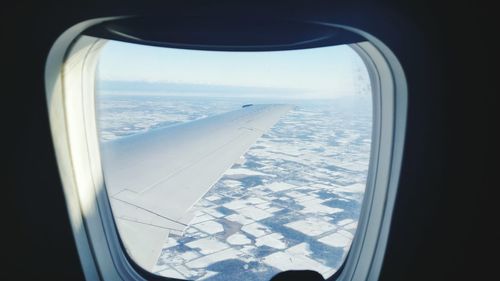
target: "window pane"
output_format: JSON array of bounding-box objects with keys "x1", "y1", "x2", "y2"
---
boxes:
[{"x1": 96, "y1": 41, "x2": 372, "y2": 280}]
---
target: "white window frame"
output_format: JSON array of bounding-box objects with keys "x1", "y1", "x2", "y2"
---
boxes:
[{"x1": 45, "y1": 18, "x2": 407, "y2": 281}]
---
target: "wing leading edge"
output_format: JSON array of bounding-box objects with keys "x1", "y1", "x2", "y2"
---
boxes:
[{"x1": 100, "y1": 104, "x2": 293, "y2": 270}]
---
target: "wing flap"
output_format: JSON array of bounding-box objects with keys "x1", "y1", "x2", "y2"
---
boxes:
[{"x1": 115, "y1": 218, "x2": 169, "y2": 270}]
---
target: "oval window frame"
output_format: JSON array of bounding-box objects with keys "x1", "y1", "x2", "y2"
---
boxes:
[{"x1": 45, "y1": 18, "x2": 407, "y2": 281}]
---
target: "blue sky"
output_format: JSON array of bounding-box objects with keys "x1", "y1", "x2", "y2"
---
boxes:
[{"x1": 97, "y1": 40, "x2": 370, "y2": 99}]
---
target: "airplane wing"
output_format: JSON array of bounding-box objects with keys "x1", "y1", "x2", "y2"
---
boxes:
[{"x1": 99, "y1": 104, "x2": 293, "y2": 270}]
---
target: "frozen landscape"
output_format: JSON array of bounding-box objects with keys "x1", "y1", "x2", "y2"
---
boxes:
[{"x1": 97, "y1": 94, "x2": 372, "y2": 280}]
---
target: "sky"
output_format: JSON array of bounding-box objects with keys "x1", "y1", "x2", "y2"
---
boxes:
[{"x1": 97, "y1": 40, "x2": 370, "y2": 99}]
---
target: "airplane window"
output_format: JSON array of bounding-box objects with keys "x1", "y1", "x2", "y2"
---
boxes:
[{"x1": 95, "y1": 40, "x2": 372, "y2": 280}]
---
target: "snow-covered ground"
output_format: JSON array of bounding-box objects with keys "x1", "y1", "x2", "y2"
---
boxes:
[{"x1": 97, "y1": 95, "x2": 372, "y2": 281}]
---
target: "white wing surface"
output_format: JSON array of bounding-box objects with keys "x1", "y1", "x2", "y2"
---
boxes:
[{"x1": 99, "y1": 104, "x2": 292, "y2": 270}]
